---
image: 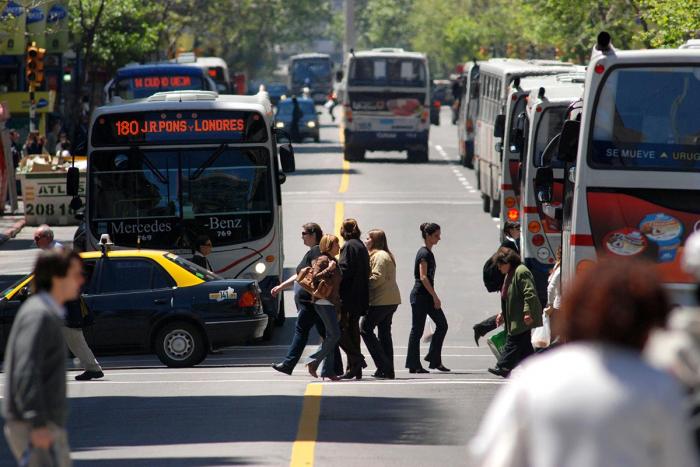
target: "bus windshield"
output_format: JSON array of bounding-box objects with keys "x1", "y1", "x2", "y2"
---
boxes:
[
  {"x1": 534, "y1": 107, "x2": 568, "y2": 168},
  {"x1": 590, "y1": 67, "x2": 700, "y2": 171},
  {"x1": 89, "y1": 147, "x2": 274, "y2": 248},
  {"x1": 291, "y1": 59, "x2": 331, "y2": 85},
  {"x1": 112, "y1": 74, "x2": 207, "y2": 100},
  {"x1": 276, "y1": 100, "x2": 315, "y2": 117},
  {"x1": 349, "y1": 58, "x2": 426, "y2": 88}
]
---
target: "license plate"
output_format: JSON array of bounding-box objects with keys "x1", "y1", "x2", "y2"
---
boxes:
[
  {"x1": 380, "y1": 119, "x2": 394, "y2": 125},
  {"x1": 377, "y1": 132, "x2": 397, "y2": 139}
]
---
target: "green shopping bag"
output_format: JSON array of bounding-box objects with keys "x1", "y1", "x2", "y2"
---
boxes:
[{"x1": 487, "y1": 330, "x2": 507, "y2": 360}]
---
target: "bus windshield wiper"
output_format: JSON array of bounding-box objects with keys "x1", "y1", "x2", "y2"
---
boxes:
[
  {"x1": 190, "y1": 143, "x2": 227, "y2": 181},
  {"x1": 132, "y1": 148, "x2": 168, "y2": 185}
]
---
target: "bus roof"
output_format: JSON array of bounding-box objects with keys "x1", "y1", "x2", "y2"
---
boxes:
[
  {"x1": 351, "y1": 49, "x2": 426, "y2": 60},
  {"x1": 115, "y1": 64, "x2": 207, "y2": 78},
  {"x1": 289, "y1": 53, "x2": 331, "y2": 60},
  {"x1": 95, "y1": 91, "x2": 273, "y2": 117},
  {"x1": 479, "y1": 58, "x2": 575, "y2": 76}
]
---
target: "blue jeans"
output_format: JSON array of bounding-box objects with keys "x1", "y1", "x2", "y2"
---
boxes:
[{"x1": 306, "y1": 304, "x2": 341, "y2": 377}]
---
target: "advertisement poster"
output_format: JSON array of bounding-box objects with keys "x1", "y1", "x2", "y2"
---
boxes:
[
  {"x1": 587, "y1": 191, "x2": 700, "y2": 283},
  {"x1": 0, "y1": 1, "x2": 26, "y2": 55},
  {"x1": 46, "y1": 1, "x2": 69, "y2": 53}
]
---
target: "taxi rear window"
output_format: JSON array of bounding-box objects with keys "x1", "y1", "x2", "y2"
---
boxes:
[
  {"x1": 1, "y1": 275, "x2": 31, "y2": 300},
  {"x1": 164, "y1": 253, "x2": 222, "y2": 281}
]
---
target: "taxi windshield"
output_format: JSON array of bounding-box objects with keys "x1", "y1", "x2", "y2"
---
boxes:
[{"x1": 164, "y1": 253, "x2": 222, "y2": 281}]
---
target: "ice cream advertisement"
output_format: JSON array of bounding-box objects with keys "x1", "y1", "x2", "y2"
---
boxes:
[{"x1": 587, "y1": 191, "x2": 699, "y2": 283}]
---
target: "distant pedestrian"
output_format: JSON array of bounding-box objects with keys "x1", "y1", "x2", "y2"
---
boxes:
[
  {"x1": 23, "y1": 131, "x2": 43, "y2": 156},
  {"x1": 542, "y1": 245, "x2": 562, "y2": 346},
  {"x1": 191, "y1": 235, "x2": 214, "y2": 271},
  {"x1": 3, "y1": 249, "x2": 84, "y2": 466},
  {"x1": 473, "y1": 221, "x2": 521, "y2": 346},
  {"x1": 406, "y1": 222, "x2": 450, "y2": 373},
  {"x1": 470, "y1": 259, "x2": 700, "y2": 467},
  {"x1": 9, "y1": 129, "x2": 21, "y2": 169},
  {"x1": 272, "y1": 223, "x2": 343, "y2": 376},
  {"x1": 34, "y1": 224, "x2": 104, "y2": 381},
  {"x1": 338, "y1": 219, "x2": 370, "y2": 379},
  {"x1": 488, "y1": 248, "x2": 541, "y2": 377},
  {"x1": 55, "y1": 132, "x2": 72, "y2": 159},
  {"x1": 305, "y1": 234, "x2": 343, "y2": 380},
  {"x1": 361, "y1": 229, "x2": 401, "y2": 379},
  {"x1": 46, "y1": 120, "x2": 61, "y2": 156},
  {"x1": 290, "y1": 96, "x2": 302, "y2": 143}
]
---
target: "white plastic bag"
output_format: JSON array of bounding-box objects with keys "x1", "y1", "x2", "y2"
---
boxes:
[{"x1": 531, "y1": 313, "x2": 551, "y2": 348}]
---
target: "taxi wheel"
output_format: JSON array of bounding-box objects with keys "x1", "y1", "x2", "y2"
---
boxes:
[{"x1": 155, "y1": 322, "x2": 207, "y2": 368}]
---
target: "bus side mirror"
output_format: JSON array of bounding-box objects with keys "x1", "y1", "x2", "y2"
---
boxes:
[
  {"x1": 494, "y1": 114, "x2": 506, "y2": 138},
  {"x1": 279, "y1": 144, "x2": 295, "y2": 173},
  {"x1": 67, "y1": 166, "x2": 80, "y2": 196},
  {"x1": 535, "y1": 167, "x2": 554, "y2": 203},
  {"x1": 510, "y1": 128, "x2": 523, "y2": 153},
  {"x1": 336, "y1": 70, "x2": 344, "y2": 82},
  {"x1": 558, "y1": 120, "x2": 580, "y2": 162}
]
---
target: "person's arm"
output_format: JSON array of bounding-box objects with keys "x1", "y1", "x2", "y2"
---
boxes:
[
  {"x1": 314, "y1": 258, "x2": 337, "y2": 280},
  {"x1": 339, "y1": 244, "x2": 356, "y2": 278},
  {"x1": 368, "y1": 253, "x2": 387, "y2": 290},
  {"x1": 519, "y1": 269, "x2": 541, "y2": 326},
  {"x1": 419, "y1": 260, "x2": 441, "y2": 309},
  {"x1": 271, "y1": 274, "x2": 296, "y2": 297}
]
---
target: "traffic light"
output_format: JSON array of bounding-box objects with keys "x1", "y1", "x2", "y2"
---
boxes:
[{"x1": 26, "y1": 42, "x2": 46, "y2": 86}]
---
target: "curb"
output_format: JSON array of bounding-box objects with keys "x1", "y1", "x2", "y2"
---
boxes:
[{"x1": 0, "y1": 218, "x2": 26, "y2": 246}]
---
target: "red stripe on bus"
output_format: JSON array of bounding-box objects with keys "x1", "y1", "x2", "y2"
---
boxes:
[
  {"x1": 501, "y1": 184, "x2": 513, "y2": 190},
  {"x1": 523, "y1": 206, "x2": 538, "y2": 213},
  {"x1": 216, "y1": 232, "x2": 276, "y2": 274},
  {"x1": 570, "y1": 234, "x2": 594, "y2": 246}
]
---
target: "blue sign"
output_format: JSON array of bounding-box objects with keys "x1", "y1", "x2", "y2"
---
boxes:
[
  {"x1": 27, "y1": 7, "x2": 45, "y2": 24},
  {"x1": 2, "y1": 1, "x2": 24, "y2": 18},
  {"x1": 591, "y1": 140, "x2": 700, "y2": 172},
  {"x1": 47, "y1": 4, "x2": 68, "y2": 23},
  {"x1": 37, "y1": 99, "x2": 48, "y2": 109}
]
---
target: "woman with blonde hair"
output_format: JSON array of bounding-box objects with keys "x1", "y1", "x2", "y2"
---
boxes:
[
  {"x1": 305, "y1": 234, "x2": 343, "y2": 380},
  {"x1": 361, "y1": 229, "x2": 401, "y2": 379}
]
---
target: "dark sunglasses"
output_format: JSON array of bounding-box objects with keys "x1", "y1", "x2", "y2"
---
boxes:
[{"x1": 301, "y1": 231, "x2": 313, "y2": 236}]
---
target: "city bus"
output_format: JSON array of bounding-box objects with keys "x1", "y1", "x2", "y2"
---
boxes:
[
  {"x1": 103, "y1": 64, "x2": 217, "y2": 103},
  {"x1": 338, "y1": 48, "x2": 431, "y2": 162},
  {"x1": 474, "y1": 59, "x2": 577, "y2": 218},
  {"x1": 457, "y1": 61, "x2": 480, "y2": 168},
  {"x1": 550, "y1": 33, "x2": 700, "y2": 306},
  {"x1": 173, "y1": 54, "x2": 233, "y2": 94},
  {"x1": 74, "y1": 90, "x2": 295, "y2": 339},
  {"x1": 518, "y1": 77, "x2": 584, "y2": 302},
  {"x1": 288, "y1": 53, "x2": 334, "y2": 103}
]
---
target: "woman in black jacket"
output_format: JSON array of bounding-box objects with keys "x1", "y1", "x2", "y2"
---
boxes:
[{"x1": 338, "y1": 218, "x2": 371, "y2": 380}]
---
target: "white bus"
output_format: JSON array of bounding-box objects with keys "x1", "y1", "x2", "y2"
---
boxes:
[
  {"x1": 76, "y1": 91, "x2": 295, "y2": 338},
  {"x1": 550, "y1": 33, "x2": 700, "y2": 306},
  {"x1": 519, "y1": 77, "x2": 584, "y2": 302},
  {"x1": 474, "y1": 59, "x2": 577, "y2": 217},
  {"x1": 173, "y1": 54, "x2": 233, "y2": 94},
  {"x1": 457, "y1": 61, "x2": 480, "y2": 168},
  {"x1": 338, "y1": 48, "x2": 431, "y2": 162}
]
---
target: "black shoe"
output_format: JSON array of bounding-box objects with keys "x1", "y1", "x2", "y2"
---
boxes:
[
  {"x1": 473, "y1": 325, "x2": 481, "y2": 346},
  {"x1": 272, "y1": 363, "x2": 293, "y2": 375},
  {"x1": 409, "y1": 367, "x2": 429, "y2": 374},
  {"x1": 429, "y1": 365, "x2": 451, "y2": 372},
  {"x1": 487, "y1": 367, "x2": 510, "y2": 378},
  {"x1": 342, "y1": 365, "x2": 362, "y2": 380},
  {"x1": 372, "y1": 370, "x2": 386, "y2": 379},
  {"x1": 75, "y1": 370, "x2": 104, "y2": 381}
]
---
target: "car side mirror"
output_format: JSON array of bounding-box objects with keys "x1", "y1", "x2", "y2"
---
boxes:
[
  {"x1": 17, "y1": 286, "x2": 30, "y2": 302},
  {"x1": 535, "y1": 167, "x2": 554, "y2": 203},
  {"x1": 67, "y1": 166, "x2": 80, "y2": 196},
  {"x1": 558, "y1": 120, "x2": 580, "y2": 162},
  {"x1": 279, "y1": 144, "x2": 295, "y2": 173},
  {"x1": 336, "y1": 70, "x2": 344, "y2": 82},
  {"x1": 494, "y1": 114, "x2": 506, "y2": 138}
]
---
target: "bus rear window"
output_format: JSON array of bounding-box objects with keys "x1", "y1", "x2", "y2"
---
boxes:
[
  {"x1": 349, "y1": 58, "x2": 426, "y2": 88},
  {"x1": 590, "y1": 67, "x2": 700, "y2": 171}
]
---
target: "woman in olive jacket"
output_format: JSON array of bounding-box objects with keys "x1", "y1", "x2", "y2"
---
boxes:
[
  {"x1": 489, "y1": 247, "x2": 542, "y2": 377},
  {"x1": 361, "y1": 229, "x2": 401, "y2": 379}
]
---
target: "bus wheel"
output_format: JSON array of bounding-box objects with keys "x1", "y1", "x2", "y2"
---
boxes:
[
  {"x1": 490, "y1": 198, "x2": 501, "y2": 218},
  {"x1": 408, "y1": 148, "x2": 428, "y2": 163},
  {"x1": 344, "y1": 147, "x2": 364, "y2": 162},
  {"x1": 274, "y1": 299, "x2": 286, "y2": 327},
  {"x1": 482, "y1": 194, "x2": 490, "y2": 213},
  {"x1": 155, "y1": 321, "x2": 207, "y2": 367}
]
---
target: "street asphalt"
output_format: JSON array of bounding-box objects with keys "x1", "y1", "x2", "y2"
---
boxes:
[{"x1": 0, "y1": 107, "x2": 507, "y2": 466}]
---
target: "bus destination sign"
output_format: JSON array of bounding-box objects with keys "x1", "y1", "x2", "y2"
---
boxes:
[
  {"x1": 91, "y1": 110, "x2": 268, "y2": 146},
  {"x1": 132, "y1": 76, "x2": 193, "y2": 89}
]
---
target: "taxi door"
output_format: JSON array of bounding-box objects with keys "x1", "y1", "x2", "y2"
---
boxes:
[{"x1": 85, "y1": 257, "x2": 174, "y2": 352}]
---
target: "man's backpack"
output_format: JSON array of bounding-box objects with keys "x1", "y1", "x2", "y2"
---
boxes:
[{"x1": 483, "y1": 257, "x2": 505, "y2": 292}]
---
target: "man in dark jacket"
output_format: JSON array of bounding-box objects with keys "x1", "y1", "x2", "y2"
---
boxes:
[
  {"x1": 338, "y1": 218, "x2": 370, "y2": 379},
  {"x1": 3, "y1": 249, "x2": 84, "y2": 466}
]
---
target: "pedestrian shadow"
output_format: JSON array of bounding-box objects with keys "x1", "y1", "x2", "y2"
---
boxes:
[
  {"x1": 0, "y1": 394, "x2": 465, "y2": 464},
  {"x1": 359, "y1": 157, "x2": 456, "y2": 166},
  {"x1": 292, "y1": 144, "x2": 344, "y2": 154},
  {"x1": 288, "y1": 168, "x2": 360, "y2": 176},
  {"x1": 72, "y1": 457, "x2": 257, "y2": 466}
]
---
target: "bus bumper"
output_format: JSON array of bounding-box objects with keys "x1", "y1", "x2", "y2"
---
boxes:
[{"x1": 344, "y1": 129, "x2": 428, "y2": 151}]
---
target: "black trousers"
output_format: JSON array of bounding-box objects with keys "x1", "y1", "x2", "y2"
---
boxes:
[
  {"x1": 339, "y1": 304, "x2": 366, "y2": 370},
  {"x1": 360, "y1": 305, "x2": 397, "y2": 376},
  {"x1": 497, "y1": 329, "x2": 534, "y2": 371},
  {"x1": 474, "y1": 314, "x2": 498, "y2": 337},
  {"x1": 406, "y1": 296, "x2": 448, "y2": 369}
]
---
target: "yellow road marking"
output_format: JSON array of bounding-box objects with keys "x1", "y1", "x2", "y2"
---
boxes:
[
  {"x1": 290, "y1": 383, "x2": 323, "y2": 467},
  {"x1": 334, "y1": 201, "x2": 345, "y2": 239},
  {"x1": 338, "y1": 160, "x2": 350, "y2": 193}
]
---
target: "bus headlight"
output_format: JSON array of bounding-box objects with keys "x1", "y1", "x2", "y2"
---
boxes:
[
  {"x1": 275, "y1": 121, "x2": 285, "y2": 128},
  {"x1": 307, "y1": 121, "x2": 316, "y2": 128},
  {"x1": 255, "y1": 262, "x2": 267, "y2": 274}
]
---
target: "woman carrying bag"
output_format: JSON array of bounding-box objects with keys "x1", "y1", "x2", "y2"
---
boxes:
[{"x1": 300, "y1": 234, "x2": 343, "y2": 380}]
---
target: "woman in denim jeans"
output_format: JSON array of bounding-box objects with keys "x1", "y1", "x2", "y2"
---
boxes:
[{"x1": 306, "y1": 235, "x2": 343, "y2": 380}]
